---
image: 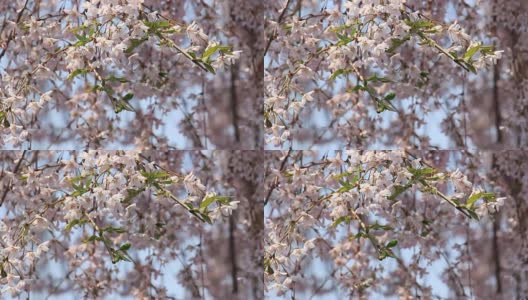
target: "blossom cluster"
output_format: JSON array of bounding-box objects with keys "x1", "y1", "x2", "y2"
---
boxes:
[
  {"x1": 2, "y1": 0, "x2": 528, "y2": 299},
  {"x1": 265, "y1": 0, "x2": 504, "y2": 148},
  {"x1": 264, "y1": 150, "x2": 504, "y2": 298},
  {"x1": 0, "y1": 150, "x2": 239, "y2": 297},
  {"x1": 0, "y1": 0, "x2": 248, "y2": 149}
]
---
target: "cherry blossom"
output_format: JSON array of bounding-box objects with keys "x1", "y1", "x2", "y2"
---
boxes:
[
  {"x1": 0, "y1": 150, "x2": 263, "y2": 299},
  {"x1": 264, "y1": 0, "x2": 506, "y2": 149},
  {"x1": 1, "y1": 1, "x2": 528, "y2": 299},
  {"x1": 0, "y1": 0, "x2": 262, "y2": 150},
  {"x1": 263, "y1": 150, "x2": 514, "y2": 298}
]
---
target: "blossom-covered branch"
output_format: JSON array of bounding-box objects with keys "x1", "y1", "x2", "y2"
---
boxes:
[
  {"x1": 265, "y1": 0, "x2": 503, "y2": 148},
  {"x1": 0, "y1": 0, "x2": 246, "y2": 149},
  {"x1": 0, "y1": 150, "x2": 239, "y2": 297},
  {"x1": 264, "y1": 150, "x2": 504, "y2": 298}
]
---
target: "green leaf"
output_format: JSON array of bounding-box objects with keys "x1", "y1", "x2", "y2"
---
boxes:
[
  {"x1": 125, "y1": 37, "x2": 148, "y2": 54},
  {"x1": 463, "y1": 62, "x2": 477, "y2": 74},
  {"x1": 378, "y1": 249, "x2": 396, "y2": 260},
  {"x1": 111, "y1": 252, "x2": 131, "y2": 264},
  {"x1": 336, "y1": 170, "x2": 361, "y2": 193},
  {"x1": 102, "y1": 85, "x2": 115, "y2": 95},
  {"x1": 84, "y1": 235, "x2": 102, "y2": 243},
  {"x1": 114, "y1": 99, "x2": 134, "y2": 114},
  {"x1": 155, "y1": 222, "x2": 166, "y2": 229},
  {"x1": 65, "y1": 219, "x2": 87, "y2": 232},
  {"x1": 384, "y1": 93, "x2": 396, "y2": 101},
  {"x1": 143, "y1": 20, "x2": 172, "y2": 30},
  {"x1": 466, "y1": 192, "x2": 482, "y2": 208},
  {"x1": 67, "y1": 69, "x2": 90, "y2": 81},
  {"x1": 200, "y1": 213, "x2": 212, "y2": 224},
  {"x1": 479, "y1": 45, "x2": 495, "y2": 55},
  {"x1": 366, "y1": 75, "x2": 392, "y2": 83},
  {"x1": 88, "y1": 27, "x2": 96, "y2": 37},
  {"x1": 332, "y1": 171, "x2": 353, "y2": 180},
  {"x1": 265, "y1": 117, "x2": 273, "y2": 128},
  {"x1": 102, "y1": 226, "x2": 127, "y2": 234},
  {"x1": 329, "y1": 69, "x2": 350, "y2": 81},
  {"x1": 331, "y1": 216, "x2": 352, "y2": 228},
  {"x1": 466, "y1": 192, "x2": 495, "y2": 208},
  {"x1": 466, "y1": 209, "x2": 480, "y2": 220},
  {"x1": 329, "y1": 24, "x2": 353, "y2": 33},
  {"x1": 140, "y1": 171, "x2": 172, "y2": 185},
  {"x1": 463, "y1": 44, "x2": 495, "y2": 61},
  {"x1": 335, "y1": 33, "x2": 353, "y2": 46},
  {"x1": 405, "y1": 19, "x2": 435, "y2": 30},
  {"x1": 69, "y1": 24, "x2": 91, "y2": 33},
  {"x1": 119, "y1": 243, "x2": 131, "y2": 251},
  {"x1": 337, "y1": 178, "x2": 359, "y2": 192},
  {"x1": 123, "y1": 93, "x2": 134, "y2": 101},
  {"x1": 368, "y1": 222, "x2": 394, "y2": 231},
  {"x1": 265, "y1": 264, "x2": 274, "y2": 275},
  {"x1": 386, "y1": 240, "x2": 398, "y2": 248},
  {"x1": 350, "y1": 232, "x2": 368, "y2": 239},
  {"x1": 68, "y1": 174, "x2": 93, "y2": 196},
  {"x1": 264, "y1": 258, "x2": 275, "y2": 275},
  {"x1": 201, "y1": 62, "x2": 216, "y2": 74},
  {"x1": 75, "y1": 34, "x2": 88, "y2": 42},
  {"x1": 352, "y1": 85, "x2": 365, "y2": 92},
  {"x1": 464, "y1": 44, "x2": 481, "y2": 61},
  {"x1": 105, "y1": 75, "x2": 129, "y2": 83},
  {"x1": 375, "y1": 97, "x2": 397, "y2": 113},
  {"x1": 199, "y1": 195, "x2": 231, "y2": 210},
  {"x1": 73, "y1": 33, "x2": 91, "y2": 47},
  {"x1": 0, "y1": 111, "x2": 9, "y2": 128},
  {"x1": 337, "y1": 179, "x2": 356, "y2": 193},
  {"x1": 421, "y1": 228, "x2": 432, "y2": 237},
  {"x1": 88, "y1": 85, "x2": 104, "y2": 92},
  {"x1": 406, "y1": 167, "x2": 437, "y2": 178},
  {"x1": 202, "y1": 45, "x2": 233, "y2": 61}
]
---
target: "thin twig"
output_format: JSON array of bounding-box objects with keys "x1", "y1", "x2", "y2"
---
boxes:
[
  {"x1": 0, "y1": 0, "x2": 30, "y2": 60},
  {"x1": 263, "y1": 0, "x2": 292, "y2": 57},
  {"x1": 0, "y1": 150, "x2": 27, "y2": 207},
  {"x1": 264, "y1": 148, "x2": 292, "y2": 206}
]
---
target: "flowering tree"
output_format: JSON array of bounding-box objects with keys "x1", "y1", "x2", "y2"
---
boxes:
[
  {"x1": 262, "y1": 1, "x2": 528, "y2": 299},
  {"x1": 262, "y1": 150, "x2": 527, "y2": 299},
  {"x1": 0, "y1": 0, "x2": 263, "y2": 149},
  {"x1": 0, "y1": 0, "x2": 267, "y2": 298},
  {"x1": 2, "y1": 0, "x2": 528, "y2": 299},
  {"x1": 0, "y1": 150, "x2": 262, "y2": 299},
  {"x1": 264, "y1": 0, "x2": 506, "y2": 149}
]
